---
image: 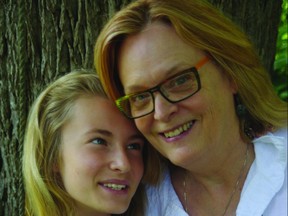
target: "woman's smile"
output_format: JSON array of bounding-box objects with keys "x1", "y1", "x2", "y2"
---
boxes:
[{"x1": 162, "y1": 120, "x2": 195, "y2": 140}]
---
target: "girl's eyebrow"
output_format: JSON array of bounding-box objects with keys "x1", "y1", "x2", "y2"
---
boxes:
[
  {"x1": 129, "y1": 134, "x2": 145, "y2": 141},
  {"x1": 84, "y1": 129, "x2": 144, "y2": 141},
  {"x1": 84, "y1": 129, "x2": 112, "y2": 137}
]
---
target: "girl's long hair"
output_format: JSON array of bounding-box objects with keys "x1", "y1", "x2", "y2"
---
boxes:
[{"x1": 23, "y1": 71, "x2": 158, "y2": 215}]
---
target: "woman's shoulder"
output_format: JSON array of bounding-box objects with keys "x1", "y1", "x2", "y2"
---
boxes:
[
  {"x1": 254, "y1": 127, "x2": 287, "y2": 147},
  {"x1": 144, "y1": 168, "x2": 170, "y2": 215},
  {"x1": 237, "y1": 128, "x2": 287, "y2": 215},
  {"x1": 146, "y1": 167, "x2": 171, "y2": 195},
  {"x1": 272, "y1": 127, "x2": 287, "y2": 139},
  {"x1": 144, "y1": 167, "x2": 188, "y2": 216}
]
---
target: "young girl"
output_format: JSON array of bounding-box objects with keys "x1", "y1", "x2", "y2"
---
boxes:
[{"x1": 22, "y1": 71, "x2": 160, "y2": 216}]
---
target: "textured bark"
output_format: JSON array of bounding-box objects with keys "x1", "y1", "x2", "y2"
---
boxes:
[
  {"x1": 0, "y1": 0, "x2": 282, "y2": 215},
  {"x1": 209, "y1": 0, "x2": 282, "y2": 74},
  {"x1": 0, "y1": 1, "x2": 133, "y2": 215}
]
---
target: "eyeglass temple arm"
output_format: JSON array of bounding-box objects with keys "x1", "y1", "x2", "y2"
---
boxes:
[{"x1": 195, "y1": 56, "x2": 209, "y2": 70}]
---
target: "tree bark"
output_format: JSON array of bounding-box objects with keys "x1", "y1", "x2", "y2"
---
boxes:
[
  {"x1": 0, "y1": 0, "x2": 282, "y2": 215},
  {"x1": 209, "y1": 0, "x2": 282, "y2": 74},
  {"x1": 0, "y1": 1, "x2": 133, "y2": 215}
]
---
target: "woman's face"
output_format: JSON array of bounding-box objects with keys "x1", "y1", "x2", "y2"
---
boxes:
[
  {"x1": 59, "y1": 96, "x2": 144, "y2": 216},
  {"x1": 118, "y1": 22, "x2": 239, "y2": 169}
]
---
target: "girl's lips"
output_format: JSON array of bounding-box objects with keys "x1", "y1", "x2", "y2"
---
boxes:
[
  {"x1": 102, "y1": 183, "x2": 127, "y2": 190},
  {"x1": 99, "y1": 184, "x2": 130, "y2": 195},
  {"x1": 99, "y1": 179, "x2": 130, "y2": 191}
]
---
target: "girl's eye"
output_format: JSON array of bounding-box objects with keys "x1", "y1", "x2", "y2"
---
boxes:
[
  {"x1": 91, "y1": 138, "x2": 106, "y2": 145},
  {"x1": 127, "y1": 143, "x2": 143, "y2": 151}
]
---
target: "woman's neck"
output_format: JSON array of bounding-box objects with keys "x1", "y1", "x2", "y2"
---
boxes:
[{"x1": 170, "y1": 141, "x2": 255, "y2": 216}]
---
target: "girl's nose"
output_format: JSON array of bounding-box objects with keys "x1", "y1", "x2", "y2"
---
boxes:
[{"x1": 110, "y1": 149, "x2": 131, "y2": 173}]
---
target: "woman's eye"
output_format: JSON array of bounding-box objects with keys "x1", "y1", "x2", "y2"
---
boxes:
[
  {"x1": 175, "y1": 76, "x2": 188, "y2": 85},
  {"x1": 172, "y1": 74, "x2": 191, "y2": 87},
  {"x1": 127, "y1": 143, "x2": 143, "y2": 151},
  {"x1": 91, "y1": 138, "x2": 106, "y2": 145},
  {"x1": 131, "y1": 93, "x2": 150, "y2": 105}
]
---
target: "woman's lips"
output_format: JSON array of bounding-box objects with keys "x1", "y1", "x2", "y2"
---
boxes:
[{"x1": 163, "y1": 121, "x2": 195, "y2": 138}]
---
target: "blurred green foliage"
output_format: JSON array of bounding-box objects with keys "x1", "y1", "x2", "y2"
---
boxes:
[{"x1": 273, "y1": 0, "x2": 288, "y2": 101}]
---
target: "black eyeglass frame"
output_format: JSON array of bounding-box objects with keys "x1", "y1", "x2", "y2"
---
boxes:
[{"x1": 115, "y1": 67, "x2": 201, "y2": 119}]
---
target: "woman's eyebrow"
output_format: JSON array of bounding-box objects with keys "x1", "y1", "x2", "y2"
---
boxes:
[{"x1": 124, "y1": 64, "x2": 185, "y2": 93}]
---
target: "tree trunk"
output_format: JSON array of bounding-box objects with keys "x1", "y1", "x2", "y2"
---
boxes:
[
  {"x1": 209, "y1": 0, "x2": 282, "y2": 74},
  {"x1": 0, "y1": 1, "x2": 133, "y2": 215},
  {"x1": 0, "y1": 0, "x2": 282, "y2": 215}
]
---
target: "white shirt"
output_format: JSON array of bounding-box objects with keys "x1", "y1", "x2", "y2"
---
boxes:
[{"x1": 145, "y1": 129, "x2": 287, "y2": 216}]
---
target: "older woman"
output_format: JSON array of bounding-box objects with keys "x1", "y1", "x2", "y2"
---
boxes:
[{"x1": 94, "y1": 0, "x2": 287, "y2": 215}]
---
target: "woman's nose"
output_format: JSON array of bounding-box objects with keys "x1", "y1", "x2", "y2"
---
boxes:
[
  {"x1": 110, "y1": 149, "x2": 131, "y2": 173},
  {"x1": 153, "y1": 92, "x2": 178, "y2": 122}
]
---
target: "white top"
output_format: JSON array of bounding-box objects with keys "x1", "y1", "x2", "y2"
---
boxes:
[{"x1": 145, "y1": 128, "x2": 287, "y2": 216}]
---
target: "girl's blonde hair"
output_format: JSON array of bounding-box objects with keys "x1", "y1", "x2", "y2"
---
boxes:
[
  {"x1": 23, "y1": 71, "x2": 159, "y2": 216},
  {"x1": 94, "y1": 0, "x2": 287, "y2": 141}
]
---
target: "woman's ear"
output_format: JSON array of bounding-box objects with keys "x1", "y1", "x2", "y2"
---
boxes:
[
  {"x1": 229, "y1": 78, "x2": 238, "y2": 94},
  {"x1": 53, "y1": 163, "x2": 60, "y2": 172}
]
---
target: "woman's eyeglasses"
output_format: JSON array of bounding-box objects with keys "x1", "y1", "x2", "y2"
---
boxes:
[{"x1": 116, "y1": 56, "x2": 209, "y2": 119}]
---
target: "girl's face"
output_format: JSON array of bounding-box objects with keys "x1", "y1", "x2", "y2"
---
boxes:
[
  {"x1": 59, "y1": 96, "x2": 144, "y2": 216},
  {"x1": 118, "y1": 22, "x2": 239, "y2": 170}
]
